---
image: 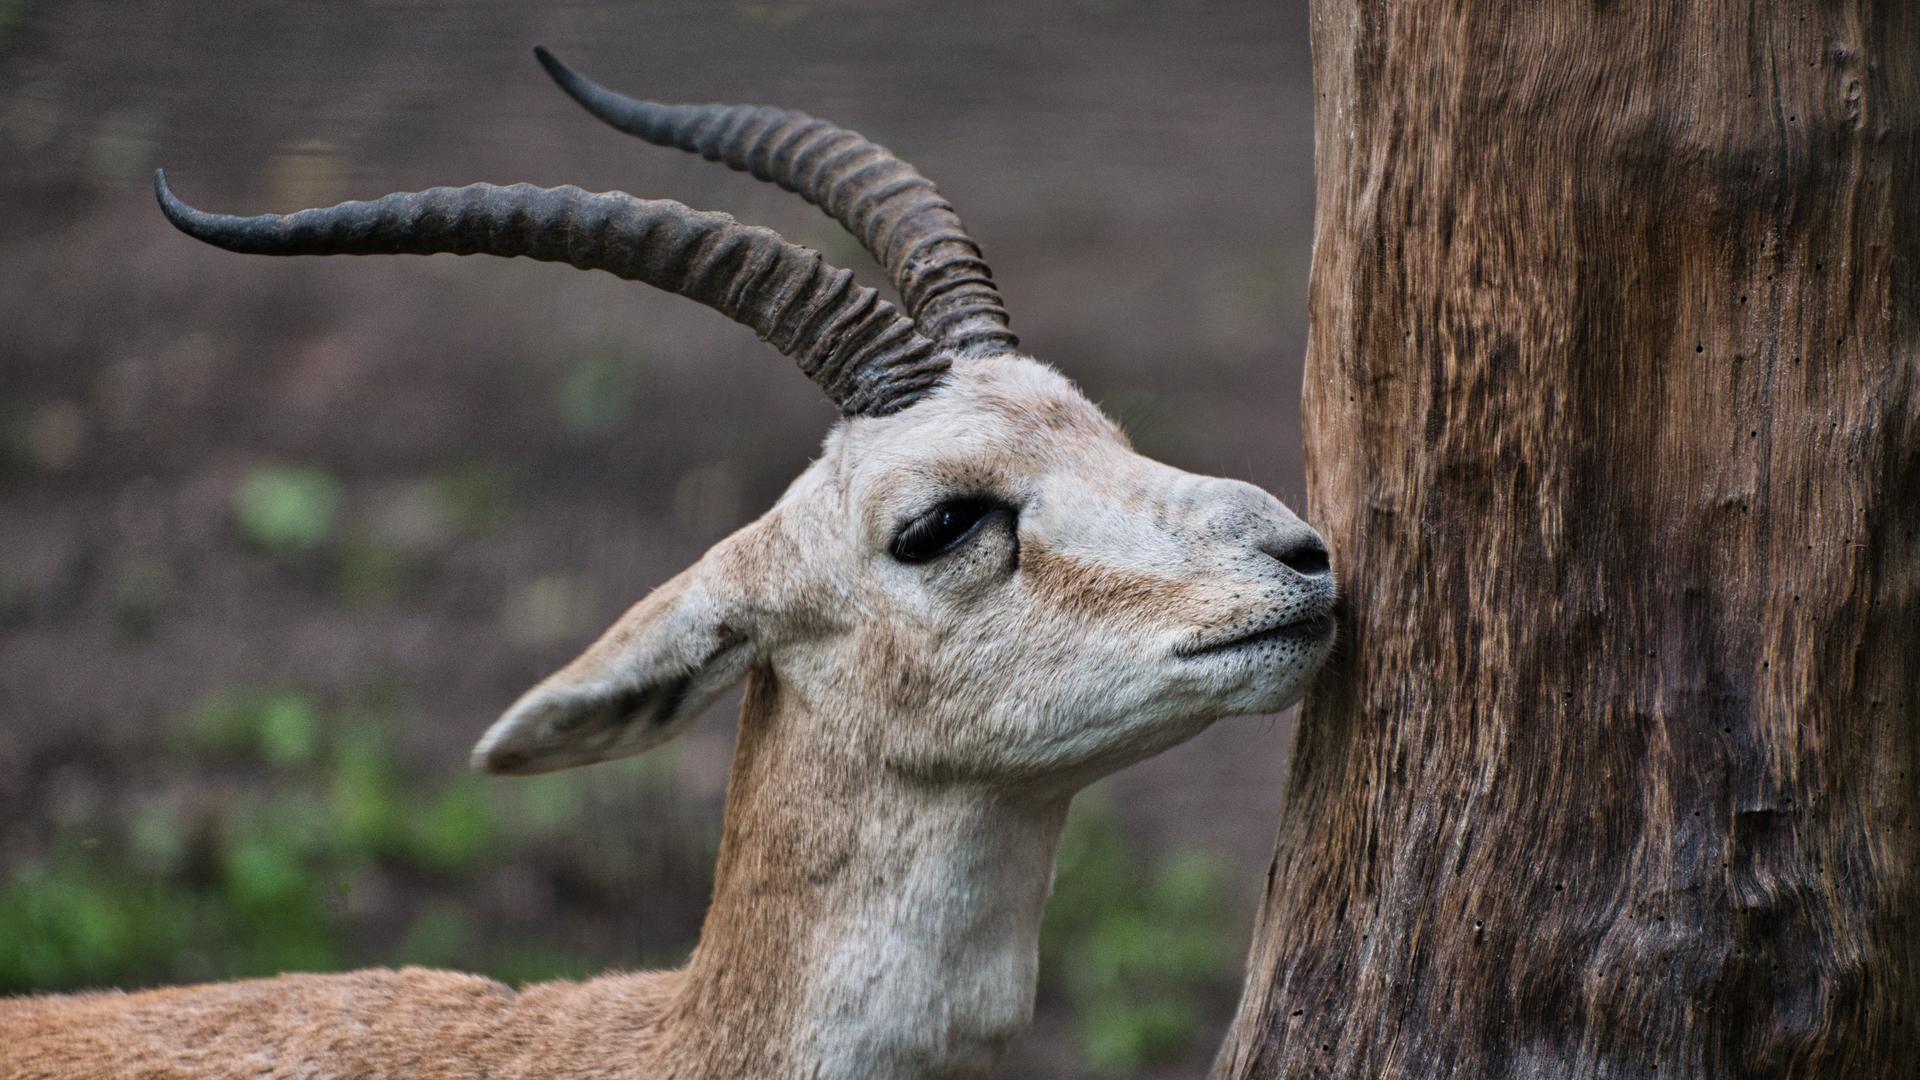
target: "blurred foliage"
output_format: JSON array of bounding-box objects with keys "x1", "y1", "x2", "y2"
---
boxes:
[
  {"x1": 336, "y1": 537, "x2": 415, "y2": 605},
  {"x1": 108, "y1": 556, "x2": 177, "y2": 643},
  {"x1": 555, "y1": 353, "x2": 644, "y2": 438},
  {"x1": 336, "y1": 466, "x2": 516, "y2": 605},
  {"x1": 0, "y1": 689, "x2": 612, "y2": 995},
  {"x1": 232, "y1": 465, "x2": 340, "y2": 555},
  {"x1": 1041, "y1": 791, "x2": 1236, "y2": 1074},
  {"x1": 434, "y1": 466, "x2": 515, "y2": 537},
  {"x1": 182, "y1": 689, "x2": 320, "y2": 766}
]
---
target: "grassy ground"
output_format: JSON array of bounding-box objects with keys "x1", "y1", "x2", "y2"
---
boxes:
[{"x1": 1, "y1": 683, "x2": 1241, "y2": 1073}]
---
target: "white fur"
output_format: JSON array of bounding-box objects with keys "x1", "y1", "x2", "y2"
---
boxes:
[{"x1": 794, "y1": 791, "x2": 1065, "y2": 1077}]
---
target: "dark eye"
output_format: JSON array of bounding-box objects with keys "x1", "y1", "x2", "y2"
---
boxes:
[{"x1": 890, "y1": 498, "x2": 1002, "y2": 563}]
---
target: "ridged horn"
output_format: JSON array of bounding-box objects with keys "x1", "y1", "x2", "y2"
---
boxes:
[
  {"x1": 155, "y1": 171, "x2": 946, "y2": 416},
  {"x1": 533, "y1": 45, "x2": 1018, "y2": 356}
]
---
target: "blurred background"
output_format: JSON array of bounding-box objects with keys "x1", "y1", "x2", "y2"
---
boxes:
[{"x1": 0, "y1": 2, "x2": 1315, "y2": 1075}]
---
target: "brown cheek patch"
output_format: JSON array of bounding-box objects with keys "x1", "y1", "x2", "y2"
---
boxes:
[{"x1": 1021, "y1": 546, "x2": 1200, "y2": 624}]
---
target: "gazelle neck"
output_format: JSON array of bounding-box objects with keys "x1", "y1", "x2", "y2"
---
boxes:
[{"x1": 661, "y1": 666, "x2": 1071, "y2": 1078}]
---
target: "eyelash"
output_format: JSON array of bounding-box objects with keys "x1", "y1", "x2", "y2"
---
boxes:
[{"x1": 889, "y1": 497, "x2": 1011, "y2": 564}]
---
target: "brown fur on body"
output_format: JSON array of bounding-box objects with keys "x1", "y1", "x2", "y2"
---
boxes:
[{"x1": 0, "y1": 968, "x2": 677, "y2": 1079}]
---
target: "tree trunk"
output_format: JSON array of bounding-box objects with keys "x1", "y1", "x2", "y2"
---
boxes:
[{"x1": 1215, "y1": 3, "x2": 1919, "y2": 1077}]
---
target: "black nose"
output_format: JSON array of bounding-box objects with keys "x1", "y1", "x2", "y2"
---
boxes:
[{"x1": 1264, "y1": 534, "x2": 1331, "y2": 577}]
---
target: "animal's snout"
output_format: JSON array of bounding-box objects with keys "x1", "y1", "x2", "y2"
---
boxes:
[{"x1": 1260, "y1": 531, "x2": 1331, "y2": 579}]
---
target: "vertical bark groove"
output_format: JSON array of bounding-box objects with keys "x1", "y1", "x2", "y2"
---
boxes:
[{"x1": 1218, "y1": 3, "x2": 1919, "y2": 1076}]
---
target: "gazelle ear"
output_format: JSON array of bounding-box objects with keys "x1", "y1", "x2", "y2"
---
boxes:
[{"x1": 472, "y1": 567, "x2": 755, "y2": 776}]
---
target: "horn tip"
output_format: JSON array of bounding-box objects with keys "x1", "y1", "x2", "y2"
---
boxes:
[
  {"x1": 529, "y1": 42, "x2": 646, "y2": 128},
  {"x1": 154, "y1": 169, "x2": 256, "y2": 249},
  {"x1": 531, "y1": 42, "x2": 579, "y2": 89},
  {"x1": 154, "y1": 168, "x2": 193, "y2": 228}
]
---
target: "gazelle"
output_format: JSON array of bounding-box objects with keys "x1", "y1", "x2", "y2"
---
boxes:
[{"x1": 1, "y1": 48, "x2": 1335, "y2": 1079}]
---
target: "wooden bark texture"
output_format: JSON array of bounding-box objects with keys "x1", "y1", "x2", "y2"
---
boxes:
[{"x1": 1217, "y1": 2, "x2": 1919, "y2": 1077}]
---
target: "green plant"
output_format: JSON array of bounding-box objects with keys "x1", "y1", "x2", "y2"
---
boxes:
[
  {"x1": 0, "y1": 688, "x2": 597, "y2": 997},
  {"x1": 181, "y1": 690, "x2": 320, "y2": 766},
  {"x1": 232, "y1": 464, "x2": 340, "y2": 554},
  {"x1": 0, "y1": 859, "x2": 194, "y2": 991},
  {"x1": 397, "y1": 901, "x2": 476, "y2": 969},
  {"x1": 326, "y1": 723, "x2": 500, "y2": 871},
  {"x1": 1040, "y1": 790, "x2": 1236, "y2": 1074}
]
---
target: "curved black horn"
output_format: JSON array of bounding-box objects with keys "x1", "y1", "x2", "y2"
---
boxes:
[
  {"x1": 155, "y1": 171, "x2": 946, "y2": 416},
  {"x1": 533, "y1": 46, "x2": 1018, "y2": 356}
]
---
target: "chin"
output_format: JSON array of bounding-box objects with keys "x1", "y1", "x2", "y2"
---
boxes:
[{"x1": 1234, "y1": 651, "x2": 1334, "y2": 715}]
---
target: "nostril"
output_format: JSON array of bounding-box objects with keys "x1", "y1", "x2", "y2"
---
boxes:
[{"x1": 1265, "y1": 535, "x2": 1331, "y2": 577}]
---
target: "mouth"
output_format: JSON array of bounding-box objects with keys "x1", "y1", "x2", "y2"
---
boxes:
[{"x1": 1177, "y1": 611, "x2": 1336, "y2": 657}]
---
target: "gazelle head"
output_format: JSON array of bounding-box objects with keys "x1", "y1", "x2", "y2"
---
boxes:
[{"x1": 159, "y1": 48, "x2": 1335, "y2": 797}]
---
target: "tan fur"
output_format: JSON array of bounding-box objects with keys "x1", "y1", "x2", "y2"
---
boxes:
[
  {"x1": 0, "y1": 968, "x2": 679, "y2": 1078},
  {"x1": 3, "y1": 355, "x2": 1334, "y2": 1078},
  {"x1": 1021, "y1": 545, "x2": 1211, "y2": 623}
]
